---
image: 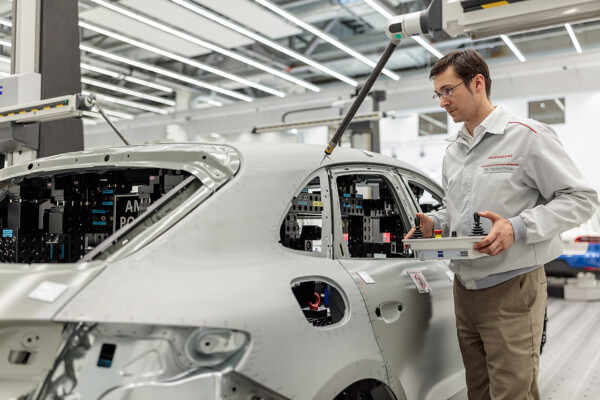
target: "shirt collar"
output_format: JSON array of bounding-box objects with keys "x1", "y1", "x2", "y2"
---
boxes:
[{"x1": 445, "y1": 106, "x2": 509, "y2": 143}]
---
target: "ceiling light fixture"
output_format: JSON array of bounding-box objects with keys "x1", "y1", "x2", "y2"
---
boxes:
[
  {"x1": 81, "y1": 77, "x2": 176, "y2": 106},
  {"x1": 80, "y1": 63, "x2": 175, "y2": 93},
  {"x1": 206, "y1": 99, "x2": 223, "y2": 107},
  {"x1": 411, "y1": 36, "x2": 444, "y2": 59},
  {"x1": 501, "y1": 35, "x2": 526, "y2": 62},
  {"x1": 254, "y1": 0, "x2": 399, "y2": 80},
  {"x1": 80, "y1": 21, "x2": 286, "y2": 97},
  {"x1": 81, "y1": 90, "x2": 170, "y2": 115},
  {"x1": 170, "y1": 0, "x2": 358, "y2": 86},
  {"x1": 363, "y1": 0, "x2": 442, "y2": 59},
  {"x1": 80, "y1": 44, "x2": 253, "y2": 102},
  {"x1": 89, "y1": 0, "x2": 320, "y2": 93},
  {"x1": 565, "y1": 23, "x2": 583, "y2": 54},
  {"x1": 1, "y1": 19, "x2": 180, "y2": 96}
]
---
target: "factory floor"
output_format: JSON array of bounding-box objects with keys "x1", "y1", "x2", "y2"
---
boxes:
[{"x1": 539, "y1": 296, "x2": 600, "y2": 399}]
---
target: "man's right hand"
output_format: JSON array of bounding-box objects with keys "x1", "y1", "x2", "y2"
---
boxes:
[{"x1": 404, "y1": 213, "x2": 435, "y2": 239}]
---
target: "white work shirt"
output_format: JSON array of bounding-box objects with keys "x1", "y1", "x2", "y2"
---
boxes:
[
  {"x1": 457, "y1": 106, "x2": 500, "y2": 148},
  {"x1": 430, "y1": 106, "x2": 597, "y2": 289}
]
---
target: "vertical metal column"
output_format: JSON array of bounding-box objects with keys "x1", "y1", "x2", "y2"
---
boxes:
[
  {"x1": 8, "y1": 0, "x2": 40, "y2": 165},
  {"x1": 36, "y1": 0, "x2": 83, "y2": 157}
]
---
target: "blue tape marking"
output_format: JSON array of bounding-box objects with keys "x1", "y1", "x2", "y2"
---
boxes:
[
  {"x1": 2, "y1": 229, "x2": 12, "y2": 238},
  {"x1": 356, "y1": 205, "x2": 363, "y2": 209},
  {"x1": 50, "y1": 244, "x2": 53, "y2": 259},
  {"x1": 102, "y1": 201, "x2": 113, "y2": 206},
  {"x1": 102, "y1": 189, "x2": 114, "y2": 194},
  {"x1": 61, "y1": 244, "x2": 65, "y2": 259},
  {"x1": 92, "y1": 209, "x2": 106, "y2": 214},
  {"x1": 356, "y1": 194, "x2": 363, "y2": 199},
  {"x1": 301, "y1": 188, "x2": 308, "y2": 193},
  {"x1": 93, "y1": 221, "x2": 107, "y2": 226},
  {"x1": 297, "y1": 201, "x2": 307, "y2": 205},
  {"x1": 343, "y1": 203, "x2": 351, "y2": 207},
  {"x1": 343, "y1": 193, "x2": 351, "y2": 198}
]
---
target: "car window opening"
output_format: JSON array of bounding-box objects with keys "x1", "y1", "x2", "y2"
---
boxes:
[
  {"x1": 336, "y1": 174, "x2": 411, "y2": 259},
  {"x1": 0, "y1": 168, "x2": 193, "y2": 263},
  {"x1": 280, "y1": 177, "x2": 323, "y2": 253},
  {"x1": 407, "y1": 181, "x2": 443, "y2": 213}
]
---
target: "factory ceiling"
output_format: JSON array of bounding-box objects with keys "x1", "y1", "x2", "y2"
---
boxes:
[{"x1": 0, "y1": 0, "x2": 598, "y2": 122}]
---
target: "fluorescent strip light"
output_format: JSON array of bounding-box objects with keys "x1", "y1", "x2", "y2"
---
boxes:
[
  {"x1": 565, "y1": 23, "x2": 583, "y2": 54},
  {"x1": 206, "y1": 99, "x2": 223, "y2": 107},
  {"x1": 89, "y1": 0, "x2": 320, "y2": 93},
  {"x1": 0, "y1": 35, "x2": 180, "y2": 97},
  {"x1": 0, "y1": 71, "x2": 9, "y2": 77},
  {"x1": 81, "y1": 44, "x2": 253, "y2": 102},
  {"x1": 501, "y1": 35, "x2": 526, "y2": 62},
  {"x1": 0, "y1": 19, "x2": 12, "y2": 28},
  {"x1": 364, "y1": 0, "x2": 391, "y2": 18},
  {"x1": 82, "y1": 90, "x2": 170, "y2": 115},
  {"x1": 0, "y1": 55, "x2": 10, "y2": 64},
  {"x1": 80, "y1": 21, "x2": 285, "y2": 97},
  {"x1": 81, "y1": 77, "x2": 175, "y2": 106},
  {"x1": 170, "y1": 0, "x2": 358, "y2": 86},
  {"x1": 81, "y1": 63, "x2": 174, "y2": 93},
  {"x1": 363, "y1": 0, "x2": 442, "y2": 60},
  {"x1": 411, "y1": 35, "x2": 443, "y2": 59},
  {"x1": 254, "y1": 0, "x2": 398, "y2": 81}
]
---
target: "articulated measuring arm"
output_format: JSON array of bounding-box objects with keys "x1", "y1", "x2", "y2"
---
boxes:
[{"x1": 322, "y1": 0, "x2": 600, "y2": 160}]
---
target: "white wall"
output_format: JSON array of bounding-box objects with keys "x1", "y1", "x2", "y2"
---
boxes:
[{"x1": 379, "y1": 90, "x2": 600, "y2": 193}]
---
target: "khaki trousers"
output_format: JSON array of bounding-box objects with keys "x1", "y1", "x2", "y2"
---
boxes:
[{"x1": 453, "y1": 267, "x2": 547, "y2": 400}]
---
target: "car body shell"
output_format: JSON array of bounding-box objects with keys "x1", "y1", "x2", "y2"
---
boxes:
[{"x1": 0, "y1": 143, "x2": 465, "y2": 400}]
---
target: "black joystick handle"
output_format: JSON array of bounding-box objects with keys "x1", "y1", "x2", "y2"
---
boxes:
[
  {"x1": 412, "y1": 216, "x2": 424, "y2": 239},
  {"x1": 470, "y1": 212, "x2": 486, "y2": 236}
]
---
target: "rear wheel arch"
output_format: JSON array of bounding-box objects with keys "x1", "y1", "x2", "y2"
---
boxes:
[{"x1": 333, "y1": 379, "x2": 398, "y2": 400}]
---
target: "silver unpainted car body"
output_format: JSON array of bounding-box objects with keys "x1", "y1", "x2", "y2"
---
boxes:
[{"x1": 0, "y1": 143, "x2": 465, "y2": 400}]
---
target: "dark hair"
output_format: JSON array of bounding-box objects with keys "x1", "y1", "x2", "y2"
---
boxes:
[{"x1": 429, "y1": 49, "x2": 492, "y2": 98}]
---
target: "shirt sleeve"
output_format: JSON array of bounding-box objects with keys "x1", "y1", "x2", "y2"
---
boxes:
[{"x1": 520, "y1": 124, "x2": 598, "y2": 243}]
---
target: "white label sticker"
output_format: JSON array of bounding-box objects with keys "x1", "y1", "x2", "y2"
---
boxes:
[
  {"x1": 357, "y1": 271, "x2": 375, "y2": 284},
  {"x1": 28, "y1": 281, "x2": 68, "y2": 303},
  {"x1": 407, "y1": 271, "x2": 431, "y2": 293}
]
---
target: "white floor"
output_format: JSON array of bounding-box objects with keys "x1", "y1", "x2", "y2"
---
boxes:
[{"x1": 539, "y1": 297, "x2": 600, "y2": 399}]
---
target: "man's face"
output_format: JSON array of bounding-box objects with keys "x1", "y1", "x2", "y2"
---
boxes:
[{"x1": 433, "y1": 66, "x2": 476, "y2": 124}]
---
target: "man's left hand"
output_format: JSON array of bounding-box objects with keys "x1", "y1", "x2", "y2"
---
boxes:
[{"x1": 473, "y1": 211, "x2": 515, "y2": 256}]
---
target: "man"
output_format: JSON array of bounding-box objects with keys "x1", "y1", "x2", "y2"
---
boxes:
[{"x1": 406, "y1": 49, "x2": 597, "y2": 399}]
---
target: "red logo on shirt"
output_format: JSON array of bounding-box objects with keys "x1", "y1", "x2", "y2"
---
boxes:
[{"x1": 488, "y1": 154, "x2": 512, "y2": 160}]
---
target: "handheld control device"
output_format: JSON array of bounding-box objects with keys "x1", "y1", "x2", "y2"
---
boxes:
[{"x1": 404, "y1": 213, "x2": 489, "y2": 260}]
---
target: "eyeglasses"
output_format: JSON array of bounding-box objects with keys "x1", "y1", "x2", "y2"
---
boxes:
[{"x1": 433, "y1": 81, "x2": 466, "y2": 101}]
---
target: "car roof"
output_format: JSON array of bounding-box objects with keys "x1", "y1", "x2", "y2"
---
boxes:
[{"x1": 0, "y1": 142, "x2": 428, "y2": 183}]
